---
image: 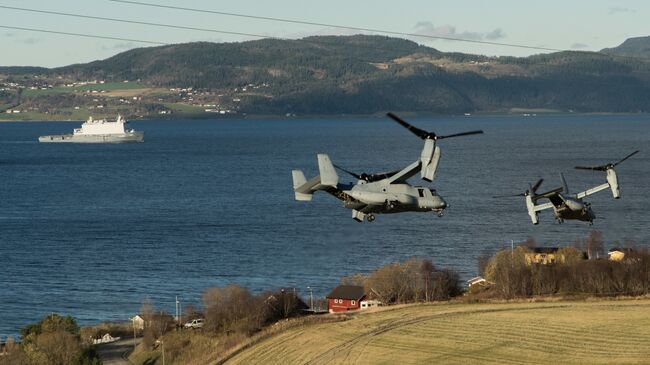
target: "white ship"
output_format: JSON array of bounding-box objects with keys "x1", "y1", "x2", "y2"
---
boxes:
[{"x1": 38, "y1": 115, "x2": 144, "y2": 143}]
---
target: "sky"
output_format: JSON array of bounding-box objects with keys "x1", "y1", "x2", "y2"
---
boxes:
[{"x1": 0, "y1": 0, "x2": 648, "y2": 67}]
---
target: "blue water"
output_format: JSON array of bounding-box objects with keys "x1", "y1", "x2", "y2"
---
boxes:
[{"x1": 0, "y1": 115, "x2": 649, "y2": 338}]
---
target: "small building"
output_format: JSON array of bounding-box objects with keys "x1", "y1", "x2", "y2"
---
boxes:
[
  {"x1": 92, "y1": 333, "x2": 120, "y2": 344},
  {"x1": 360, "y1": 300, "x2": 381, "y2": 310},
  {"x1": 327, "y1": 285, "x2": 365, "y2": 313},
  {"x1": 608, "y1": 247, "x2": 634, "y2": 261},
  {"x1": 467, "y1": 276, "x2": 493, "y2": 289},
  {"x1": 130, "y1": 315, "x2": 144, "y2": 330},
  {"x1": 525, "y1": 247, "x2": 561, "y2": 265}
]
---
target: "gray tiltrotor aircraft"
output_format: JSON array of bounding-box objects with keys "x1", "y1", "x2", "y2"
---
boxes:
[
  {"x1": 291, "y1": 113, "x2": 483, "y2": 222},
  {"x1": 497, "y1": 151, "x2": 639, "y2": 225}
]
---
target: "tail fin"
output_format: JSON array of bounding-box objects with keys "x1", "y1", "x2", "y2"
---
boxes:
[
  {"x1": 292, "y1": 170, "x2": 307, "y2": 189},
  {"x1": 317, "y1": 154, "x2": 339, "y2": 187},
  {"x1": 292, "y1": 170, "x2": 313, "y2": 201}
]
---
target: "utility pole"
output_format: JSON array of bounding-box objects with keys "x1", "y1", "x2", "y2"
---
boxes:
[
  {"x1": 175, "y1": 296, "x2": 180, "y2": 325},
  {"x1": 161, "y1": 340, "x2": 165, "y2": 365},
  {"x1": 307, "y1": 286, "x2": 314, "y2": 309},
  {"x1": 132, "y1": 318, "x2": 136, "y2": 350}
]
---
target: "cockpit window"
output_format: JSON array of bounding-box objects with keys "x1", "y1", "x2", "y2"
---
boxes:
[
  {"x1": 429, "y1": 189, "x2": 437, "y2": 195},
  {"x1": 418, "y1": 189, "x2": 425, "y2": 197}
]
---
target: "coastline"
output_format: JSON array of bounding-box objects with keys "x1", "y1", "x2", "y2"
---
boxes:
[{"x1": 1, "y1": 110, "x2": 648, "y2": 123}]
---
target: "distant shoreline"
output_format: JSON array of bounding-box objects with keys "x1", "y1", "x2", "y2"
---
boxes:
[{"x1": 1, "y1": 111, "x2": 648, "y2": 123}]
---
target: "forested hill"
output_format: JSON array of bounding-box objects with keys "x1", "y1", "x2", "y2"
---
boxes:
[
  {"x1": 601, "y1": 36, "x2": 650, "y2": 58},
  {"x1": 4, "y1": 35, "x2": 650, "y2": 116}
]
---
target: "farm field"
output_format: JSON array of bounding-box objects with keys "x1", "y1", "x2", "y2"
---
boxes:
[{"x1": 226, "y1": 299, "x2": 650, "y2": 365}]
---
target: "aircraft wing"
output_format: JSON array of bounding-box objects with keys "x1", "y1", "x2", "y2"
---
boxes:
[
  {"x1": 535, "y1": 187, "x2": 564, "y2": 207},
  {"x1": 533, "y1": 202, "x2": 554, "y2": 211},
  {"x1": 385, "y1": 161, "x2": 421, "y2": 184},
  {"x1": 576, "y1": 183, "x2": 610, "y2": 199}
]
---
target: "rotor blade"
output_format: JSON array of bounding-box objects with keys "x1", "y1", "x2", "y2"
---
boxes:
[
  {"x1": 436, "y1": 130, "x2": 484, "y2": 139},
  {"x1": 365, "y1": 169, "x2": 401, "y2": 182},
  {"x1": 531, "y1": 178, "x2": 544, "y2": 193},
  {"x1": 332, "y1": 164, "x2": 361, "y2": 179},
  {"x1": 574, "y1": 165, "x2": 606, "y2": 171},
  {"x1": 536, "y1": 187, "x2": 563, "y2": 198},
  {"x1": 492, "y1": 193, "x2": 526, "y2": 198},
  {"x1": 386, "y1": 112, "x2": 430, "y2": 139},
  {"x1": 613, "y1": 150, "x2": 639, "y2": 167}
]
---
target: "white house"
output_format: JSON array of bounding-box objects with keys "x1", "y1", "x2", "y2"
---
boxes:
[{"x1": 130, "y1": 315, "x2": 144, "y2": 330}]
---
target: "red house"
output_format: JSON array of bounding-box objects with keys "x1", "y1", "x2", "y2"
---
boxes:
[{"x1": 327, "y1": 285, "x2": 366, "y2": 313}]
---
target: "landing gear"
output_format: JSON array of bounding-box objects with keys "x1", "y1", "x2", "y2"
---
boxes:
[
  {"x1": 437, "y1": 211, "x2": 444, "y2": 217},
  {"x1": 366, "y1": 214, "x2": 376, "y2": 222},
  {"x1": 556, "y1": 217, "x2": 564, "y2": 224}
]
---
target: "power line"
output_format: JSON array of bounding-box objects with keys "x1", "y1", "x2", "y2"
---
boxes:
[
  {"x1": 0, "y1": 6, "x2": 435, "y2": 57},
  {"x1": 0, "y1": 25, "x2": 166, "y2": 45},
  {"x1": 0, "y1": 5, "x2": 275, "y2": 41},
  {"x1": 109, "y1": 0, "x2": 564, "y2": 52}
]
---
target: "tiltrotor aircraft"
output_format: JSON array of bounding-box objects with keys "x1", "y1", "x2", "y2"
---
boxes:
[
  {"x1": 291, "y1": 112, "x2": 483, "y2": 222},
  {"x1": 496, "y1": 151, "x2": 638, "y2": 225}
]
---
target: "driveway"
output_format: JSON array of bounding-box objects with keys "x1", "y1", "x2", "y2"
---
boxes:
[{"x1": 96, "y1": 338, "x2": 141, "y2": 365}]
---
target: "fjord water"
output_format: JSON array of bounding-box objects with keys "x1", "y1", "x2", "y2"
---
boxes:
[{"x1": 0, "y1": 115, "x2": 649, "y2": 337}]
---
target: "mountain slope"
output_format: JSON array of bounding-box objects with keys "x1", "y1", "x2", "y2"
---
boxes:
[
  {"x1": 3, "y1": 35, "x2": 650, "y2": 117},
  {"x1": 601, "y1": 36, "x2": 650, "y2": 58}
]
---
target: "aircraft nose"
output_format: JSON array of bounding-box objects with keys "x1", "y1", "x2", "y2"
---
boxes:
[{"x1": 436, "y1": 197, "x2": 447, "y2": 209}]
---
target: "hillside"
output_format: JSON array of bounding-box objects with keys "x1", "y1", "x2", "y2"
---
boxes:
[
  {"x1": 602, "y1": 36, "x2": 650, "y2": 58},
  {"x1": 225, "y1": 299, "x2": 650, "y2": 364},
  {"x1": 3, "y1": 35, "x2": 650, "y2": 119}
]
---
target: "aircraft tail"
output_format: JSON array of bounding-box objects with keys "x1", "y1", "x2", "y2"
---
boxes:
[
  {"x1": 292, "y1": 169, "x2": 314, "y2": 201},
  {"x1": 317, "y1": 154, "x2": 339, "y2": 187},
  {"x1": 292, "y1": 154, "x2": 339, "y2": 201}
]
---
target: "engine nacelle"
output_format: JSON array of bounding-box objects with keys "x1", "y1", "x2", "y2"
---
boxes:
[
  {"x1": 526, "y1": 194, "x2": 539, "y2": 225},
  {"x1": 607, "y1": 168, "x2": 620, "y2": 198},
  {"x1": 420, "y1": 141, "x2": 441, "y2": 182}
]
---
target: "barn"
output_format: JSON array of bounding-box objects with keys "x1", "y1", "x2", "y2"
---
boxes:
[{"x1": 327, "y1": 285, "x2": 366, "y2": 313}]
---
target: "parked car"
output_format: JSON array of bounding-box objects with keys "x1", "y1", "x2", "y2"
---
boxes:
[{"x1": 183, "y1": 318, "x2": 204, "y2": 329}]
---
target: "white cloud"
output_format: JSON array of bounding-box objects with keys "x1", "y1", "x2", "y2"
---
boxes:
[
  {"x1": 571, "y1": 43, "x2": 589, "y2": 50},
  {"x1": 608, "y1": 7, "x2": 635, "y2": 15},
  {"x1": 22, "y1": 37, "x2": 40, "y2": 45},
  {"x1": 413, "y1": 22, "x2": 505, "y2": 41}
]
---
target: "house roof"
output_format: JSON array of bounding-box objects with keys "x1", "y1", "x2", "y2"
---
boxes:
[
  {"x1": 327, "y1": 285, "x2": 365, "y2": 300},
  {"x1": 530, "y1": 247, "x2": 560, "y2": 254},
  {"x1": 609, "y1": 247, "x2": 635, "y2": 253}
]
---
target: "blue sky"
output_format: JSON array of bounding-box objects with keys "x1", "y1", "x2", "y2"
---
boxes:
[{"x1": 0, "y1": 0, "x2": 648, "y2": 67}]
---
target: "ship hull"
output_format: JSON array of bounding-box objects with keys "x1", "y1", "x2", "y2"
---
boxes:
[{"x1": 38, "y1": 132, "x2": 144, "y2": 143}]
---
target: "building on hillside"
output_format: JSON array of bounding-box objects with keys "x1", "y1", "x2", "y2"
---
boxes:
[
  {"x1": 327, "y1": 285, "x2": 366, "y2": 313},
  {"x1": 265, "y1": 289, "x2": 310, "y2": 312},
  {"x1": 525, "y1": 247, "x2": 561, "y2": 265},
  {"x1": 130, "y1": 315, "x2": 144, "y2": 330},
  {"x1": 608, "y1": 247, "x2": 635, "y2": 261},
  {"x1": 360, "y1": 300, "x2": 382, "y2": 310},
  {"x1": 467, "y1": 276, "x2": 494, "y2": 289}
]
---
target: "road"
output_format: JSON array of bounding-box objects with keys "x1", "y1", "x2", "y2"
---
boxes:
[{"x1": 96, "y1": 338, "x2": 141, "y2": 365}]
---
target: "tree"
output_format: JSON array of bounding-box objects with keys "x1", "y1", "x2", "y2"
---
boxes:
[{"x1": 420, "y1": 259, "x2": 435, "y2": 302}]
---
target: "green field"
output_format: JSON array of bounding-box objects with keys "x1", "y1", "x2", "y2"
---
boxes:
[
  {"x1": 20, "y1": 82, "x2": 145, "y2": 96},
  {"x1": 225, "y1": 299, "x2": 650, "y2": 365}
]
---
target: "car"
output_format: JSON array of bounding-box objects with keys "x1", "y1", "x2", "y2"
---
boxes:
[{"x1": 183, "y1": 318, "x2": 204, "y2": 329}]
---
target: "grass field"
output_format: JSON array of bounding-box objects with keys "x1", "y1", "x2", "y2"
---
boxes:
[{"x1": 225, "y1": 299, "x2": 650, "y2": 365}]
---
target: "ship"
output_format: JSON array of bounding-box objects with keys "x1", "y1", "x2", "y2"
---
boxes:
[{"x1": 38, "y1": 115, "x2": 144, "y2": 143}]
